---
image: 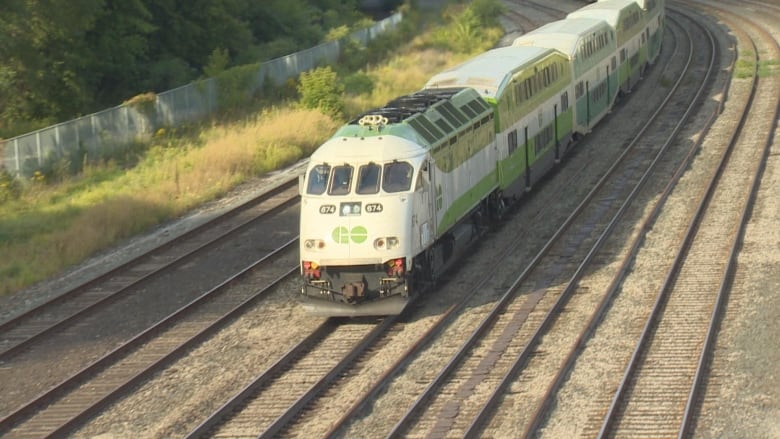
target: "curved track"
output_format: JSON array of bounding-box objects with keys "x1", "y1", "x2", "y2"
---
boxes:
[
  {"x1": 197, "y1": 7, "x2": 723, "y2": 438},
  {"x1": 381, "y1": 10, "x2": 720, "y2": 437},
  {"x1": 2, "y1": 2, "x2": 775, "y2": 438},
  {"x1": 599, "y1": 3, "x2": 780, "y2": 437}
]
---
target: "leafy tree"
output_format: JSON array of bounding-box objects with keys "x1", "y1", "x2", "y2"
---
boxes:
[
  {"x1": 204, "y1": 48, "x2": 231, "y2": 78},
  {"x1": 84, "y1": 0, "x2": 155, "y2": 107},
  {"x1": 0, "y1": 0, "x2": 103, "y2": 126},
  {"x1": 0, "y1": 0, "x2": 156, "y2": 132},
  {"x1": 0, "y1": 0, "x2": 370, "y2": 137}
]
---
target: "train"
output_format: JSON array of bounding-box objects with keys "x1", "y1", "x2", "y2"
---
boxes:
[{"x1": 298, "y1": 0, "x2": 665, "y2": 317}]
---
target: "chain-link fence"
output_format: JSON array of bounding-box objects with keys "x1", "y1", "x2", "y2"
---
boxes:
[{"x1": 2, "y1": 13, "x2": 402, "y2": 178}]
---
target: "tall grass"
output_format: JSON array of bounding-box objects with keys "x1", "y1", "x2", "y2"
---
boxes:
[
  {"x1": 0, "y1": 109, "x2": 339, "y2": 295},
  {"x1": 0, "y1": 0, "x2": 504, "y2": 297}
]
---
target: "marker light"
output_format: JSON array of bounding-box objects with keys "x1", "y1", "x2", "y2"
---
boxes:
[
  {"x1": 374, "y1": 236, "x2": 399, "y2": 250},
  {"x1": 388, "y1": 258, "x2": 405, "y2": 276},
  {"x1": 387, "y1": 237, "x2": 399, "y2": 249},
  {"x1": 302, "y1": 260, "x2": 321, "y2": 279}
]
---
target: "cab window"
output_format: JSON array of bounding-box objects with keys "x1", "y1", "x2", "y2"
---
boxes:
[
  {"x1": 329, "y1": 165, "x2": 353, "y2": 195},
  {"x1": 306, "y1": 164, "x2": 330, "y2": 195},
  {"x1": 382, "y1": 161, "x2": 413, "y2": 193},
  {"x1": 356, "y1": 163, "x2": 381, "y2": 194}
]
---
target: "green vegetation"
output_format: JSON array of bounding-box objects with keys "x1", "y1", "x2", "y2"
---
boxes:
[
  {"x1": 0, "y1": 0, "x2": 370, "y2": 138},
  {"x1": 734, "y1": 53, "x2": 756, "y2": 79},
  {"x1": 757, "y1": 59, "x2": 780, "y2": 78},
  {"x1": 0, "y1": 0, "x2": 505, "y2": 296},
  {"x1": 298, "y1": 66, "x2": 346, "y2": 118},
  {"x1": 734, "y1": 50, "x2": 779, "y2": 79}
]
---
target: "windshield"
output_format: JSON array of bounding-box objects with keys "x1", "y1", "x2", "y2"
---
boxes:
[
  {"x1": 306, "y1": 161, "x2": 413, "y2": 195},
  {"x1": 356, "y1": 163, "x2": 381, "y2": 194},
  {"x1": 328, "y1": 165, "x2": 353, "y2": 195},
  {"x1": 382, "y1": 161, "x2": 413, "y2": 193},
  {"x1": 306, "y1": 164, "x2": 330, "y2": 195}
]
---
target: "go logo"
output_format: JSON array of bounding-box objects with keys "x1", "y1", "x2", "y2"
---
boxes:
[{"x1": 332, "y1": 226, "x2": 368, "y2": 244}]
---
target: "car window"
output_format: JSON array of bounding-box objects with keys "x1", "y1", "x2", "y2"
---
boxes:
[
  {"x1": 382, "y1": 162, "x2": 413, "y2": 193},
  {"x1": 329, "y1": 165, "x2": 353, "y2": 195},
  {"x1": 306, "y1": 164, "x2": 330, "y2": 195},
  {"x1": 356, "y1": 163, "x2": 381, "y2": 194}
]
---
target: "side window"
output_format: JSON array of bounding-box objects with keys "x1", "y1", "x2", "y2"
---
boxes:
[
  {"x1": 383, "y1": 162, "x2": 413, "y2": 193},
  {"x1": 508, "y1": 129, "x2": 518, "y2": 155},
  {"x1": 560, "y1": 91, "x2": 569, "y2": 112},
  {"x1": 356, "y1": 163, "x2": 381, "y2": 194},
  {"x1": 306, "y1": 164, "x2": 330, "y2": 195},
  {"x1": 329, "y1": 165, "x2": 353, "y2": 195},
  {"x1": 416, "y1": 160, "x2": 429, "y2": 192}
]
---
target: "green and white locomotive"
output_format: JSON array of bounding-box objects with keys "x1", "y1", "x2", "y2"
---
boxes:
[
  {"x1": 299, "y1": 88, "x2": 498, "y2": 316},
  {"x1": 298, "y1": 0, "x2": 664, "y2": 317}
]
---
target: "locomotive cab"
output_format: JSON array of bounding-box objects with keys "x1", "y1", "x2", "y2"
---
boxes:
[{"x1": 299, "y1": 133, "x2": 434, "y2": 316}]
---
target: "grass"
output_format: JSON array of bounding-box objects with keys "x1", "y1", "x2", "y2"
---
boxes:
[
  {"x1": 0, "y1": 1, "x2": 504, "y2": 297},
  {"x1": 0, "y1": 109, "x2": 340, "y2": 295},
  {"x1": 734, "y1": 51, "x2": 779, "y2": 79}
]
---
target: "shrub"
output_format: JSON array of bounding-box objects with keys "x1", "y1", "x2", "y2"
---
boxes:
[
  {"x1": 297, "y1": 66, "x2": 345, "y2": 118},
  {"x1": 428, "y1": 0, "x2": 505, "y2": 53},
  {"x1": 0, "y1": 167, "x2": 21, "y2": 203},
  {"x1": 216, "y1": 63, "x2": 259, "y2": 111},
  {"x1": 124, "y1": 92, "x2": 157, "y2": 119},
  {"x1": 469, "y1": 0, "x2": 506, "y2": 27},
  {"x1": 342, "y1": 72, "x2": 375, "y2": 95}
]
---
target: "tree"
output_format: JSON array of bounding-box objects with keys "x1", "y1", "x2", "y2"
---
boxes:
[
  {"x1": 84, "y1": 0, "x2": 155, "y2": 106},
  {"x1": 0, "y1": 0, "x2": 368, "y2": 136},
  {"x1": 0, "y1": 0, "x2": 154, "y2": 132}
]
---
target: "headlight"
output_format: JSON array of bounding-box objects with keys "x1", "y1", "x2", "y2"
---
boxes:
[{"x1": 304, "y1": 239, "x2": 325, "y2": 250}]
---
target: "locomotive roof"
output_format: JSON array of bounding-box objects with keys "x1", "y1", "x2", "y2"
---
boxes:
[
  {"x1": 513, "y1": 17, "x2": 610, "y2": 55},
  {"x1": 423, "y1": 46, "x2": 553, "y2": 99},
  {"x1": 329, "y1": 87, "x2": 493, "y2": 149},
  {"x1": 346, "y1": 87, "x2": 464, "y2": 125}
]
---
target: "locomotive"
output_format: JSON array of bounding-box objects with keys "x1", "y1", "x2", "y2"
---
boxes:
[{"x1": 298, "y1": 0, "x2": 665, "y2": 317}]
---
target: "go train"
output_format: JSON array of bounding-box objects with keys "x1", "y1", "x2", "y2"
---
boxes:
[{"x1": 298, "y1": 0, "x2": 665, "y2": 317}]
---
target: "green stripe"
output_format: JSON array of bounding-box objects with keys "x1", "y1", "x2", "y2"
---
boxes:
[{"x1": 436, "y1": 170, "x2": 498, "y2": 234}]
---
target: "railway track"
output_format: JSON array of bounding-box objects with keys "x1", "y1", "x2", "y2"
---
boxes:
[
  {"x1": 377, "y1": 9, "x2": 722, "y2": 437},
  {"x1": 503, "y1": 0, "x2": 568, "y2": 35},
  {"x1": 692, "y1": 0, "x2": 780, "y2": 435},
  {"x1": 0, "y1": 243, "x2": 300, "y2": 437},
  {"x1": 185, "y1": 7, "x2": 722, "y2": 437},
  {"x1": 185, "y1": 317, "x2": 394, "y2": 438},
  {"x1": 598, "y1": 3, "x2": 780, "y2": 437},
  {"x1": 2, "y1": 2, "x2": 773, "y2": 438},
  {"x1": 520, "y1": 0, "x2": 568, "y2": 20},
  {"x1": 61, "y1": 5, "x2": 604, "y2": 434},
  {"x1": 202, "y1": 6, "x2": 749, "y2": 438},
  {"x1": 0, "y1": 178, "x2": 298, "y2": 361},
  {"x1": 511, "y1": 2, "x2": 780, "y2": 437},
  {"x1": 0, "y1": 178, "x2": 303, "y2": 435}
]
